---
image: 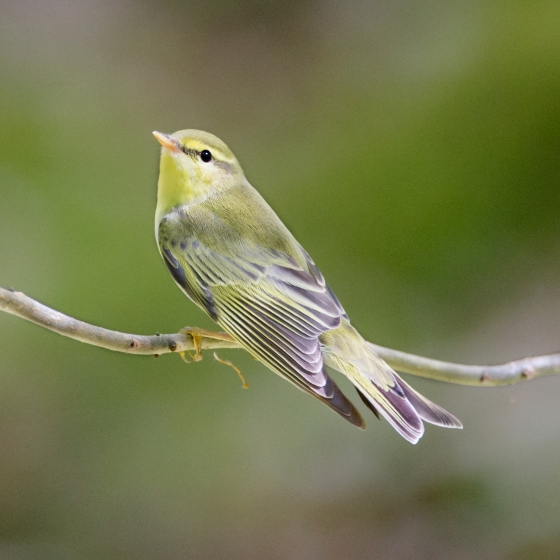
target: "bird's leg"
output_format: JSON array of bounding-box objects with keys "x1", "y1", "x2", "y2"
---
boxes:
[{"x1": 179, "y1": 327, "x2": 235, "y2": 362}]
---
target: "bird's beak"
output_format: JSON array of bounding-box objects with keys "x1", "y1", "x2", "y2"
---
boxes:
[{"x1": 153, "y1": 131, "x2": 181, "y2": 153}]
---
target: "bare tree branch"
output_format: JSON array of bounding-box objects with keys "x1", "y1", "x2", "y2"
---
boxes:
[
  {"x1": 366, "y1": 342, "x2": 560, "y2": 386},
  {"x1": 0, "y1": 287, "x2": 240, "y2": 356},
  {"x1": 2, "y1": 286, "x2": 559, "y2": 386}
]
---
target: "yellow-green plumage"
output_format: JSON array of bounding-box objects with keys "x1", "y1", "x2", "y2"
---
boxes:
[{"x1": 154, "y1": 129, "x2": 462, "y2": 443}]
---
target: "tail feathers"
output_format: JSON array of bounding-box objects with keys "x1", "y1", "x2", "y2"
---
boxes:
[
  {"x1": 357, "y1": 383, "x2": 425, "y2": 444},
  {"x1": 394, "y1": 374, "x2": 463, "y2": 429},
  {"x1": 355, "y1": 375, "x2": 461, "y2": 443},
  {"x1": 320, "y1": 319, "x2": 461, "y2": 440}
]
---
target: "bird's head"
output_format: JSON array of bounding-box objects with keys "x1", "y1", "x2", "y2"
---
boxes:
[{"x1": 153, "y1": 129, "x2": 243, "y2": 220}]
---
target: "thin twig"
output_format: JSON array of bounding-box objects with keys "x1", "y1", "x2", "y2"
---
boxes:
[
  {"x1": 1, "y1": 286, "x2": 559, "y2": 387},
  {"x1": 366, "y1": 342, "x2": 560, "y2": 386}
]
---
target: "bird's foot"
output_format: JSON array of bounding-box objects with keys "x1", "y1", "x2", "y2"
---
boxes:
[{"x1": 179, "y1": 327, "x2": 235, "y2": 362}]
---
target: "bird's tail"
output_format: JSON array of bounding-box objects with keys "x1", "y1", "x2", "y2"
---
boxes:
[{"x1": 321, "y1": 320, "x2": 462, "y2": 443}]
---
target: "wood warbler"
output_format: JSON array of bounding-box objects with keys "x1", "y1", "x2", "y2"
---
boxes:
[{"x1": 154, "y1": 129, "x2": 461, "y2": 443}]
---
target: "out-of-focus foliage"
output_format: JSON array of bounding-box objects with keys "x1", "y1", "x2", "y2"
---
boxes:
[{"x1": 1, "y1": 0, "x2": 560, "y2": 558}]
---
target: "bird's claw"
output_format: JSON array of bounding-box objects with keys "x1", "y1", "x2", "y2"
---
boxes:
[
  {"x1": 179, "y1": 327, "x2": 206, "y2": 361},
  {"x1": 179, "y1": 327, "x2": 235, "y2": 362}
]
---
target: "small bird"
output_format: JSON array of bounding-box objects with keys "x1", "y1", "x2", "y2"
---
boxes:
[{"x1": 153, "y1": 129, "x2": 462, "y2": 443}]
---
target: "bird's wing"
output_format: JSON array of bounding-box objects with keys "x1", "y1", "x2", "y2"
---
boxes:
[{"x1": 160, "y1": 231, "x2": 363, "y2": 427}]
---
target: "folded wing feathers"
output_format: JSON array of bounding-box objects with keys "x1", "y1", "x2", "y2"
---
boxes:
[
  {"x1": 217, "y1": 305, "x2": 364, "y2": 427},
  {"x1": 216, "y1": 292, "x2": 329, "y2": 388},
  {"x1": 168, "y1": 237, "x2": 459, "y2": 440}
]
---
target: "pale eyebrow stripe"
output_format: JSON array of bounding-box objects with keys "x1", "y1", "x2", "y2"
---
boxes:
[{"x1": 182, "y1": 143, "x2": 235, "y2": 172}]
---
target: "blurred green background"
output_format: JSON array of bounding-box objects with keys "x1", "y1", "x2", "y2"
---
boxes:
[{"x1": 1, "y1": 0, "x2": 560, "y2": 558}]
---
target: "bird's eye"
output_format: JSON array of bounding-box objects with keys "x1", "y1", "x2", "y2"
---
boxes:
[{"x1": 200, "y1": 150, "x2": 212, "y2": 163}]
